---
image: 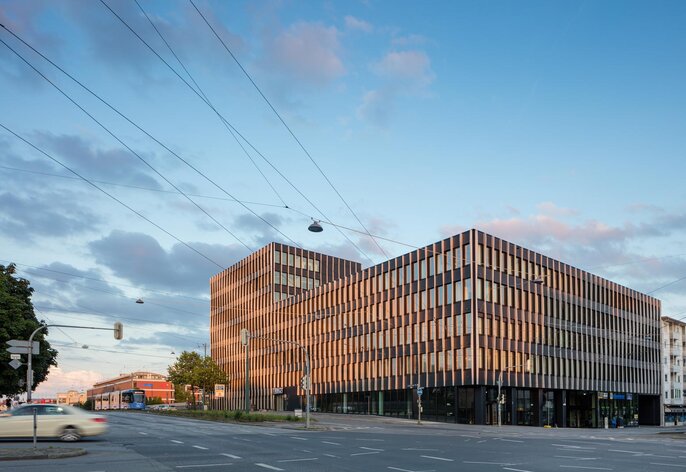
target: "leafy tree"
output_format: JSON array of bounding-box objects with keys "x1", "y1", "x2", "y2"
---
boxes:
[
  {"x1": 81, "y1": 398, "x2": 94, "y2": 410},
  {"x1": 167, "y1": 351, "x2": 227, "y2": 408},
  {"x1": 147, "y1": 396, "x2": 163, "y2": 405},
  {"x1": 0, "y1": 264, "x2": 58, "y2": 396}
]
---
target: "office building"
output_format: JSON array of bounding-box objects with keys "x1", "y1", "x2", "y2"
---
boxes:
[
  {"x1": 661, "y1": 316, "x2": 685, "y2": 425},
  {"x1": 210, "y1": 229, "x2": 662, "y2": 427}
]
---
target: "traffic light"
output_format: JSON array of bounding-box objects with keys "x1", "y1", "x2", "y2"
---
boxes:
[
  {"x1": 240, "y1": 328, "x2": 250, "y2": 346},
  {"x1": 499, "y1": 394, "x2": 506, "y2": 404},
  {"x1": 114, "y1": 322, "x2": 123, "y2": 340}
]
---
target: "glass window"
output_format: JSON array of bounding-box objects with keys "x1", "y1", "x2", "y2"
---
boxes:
[
  {"x1": 438, "y1": 285, "x2": 444, "y2": 306},
  {"x1": 314, "y1": 259, "x2": 320, "y2": 272},
  {"x1": 456, "y1": 314, "x2": 462, "y2": 335},
  {"x1": 446, "y1": 316, "x2": 453, "y2": 337},
  {"x1": 446, "y1": 283, "x2": 452, "y2": 304},
  {"x1": 295, "y1": 255, "x2": 301, "y2": 269},
  {"x1": 456, "y1": 350, "x2": 463, "y2": 370},
  {"x1": 447, "y1": 351, "x2": 453, "y2": 370},
  {"x1": 485, "y1": 280, "x2": 491, "y2": 302},
  {"x1": 437, "y1": 254, "x2": 444, "y2": 274},
  {"x1": 421, "y1": 322, "x2": 427, "y2": 342},
  {"x1": 413, "y1": 262, "x2": 419, "y2": 281},
  {"x1": 453, "y1": 246, "x2": 461, "y2": 269},
  {"x1": 295, "y1": 276, "x2": 301, "y2": 288},
  {"x1": 274, "y1": 250, "x2": 280, "y2": 264},
  {"x1": 476, "y1": 279, "x2": 483, "y2": 300},
  {"x1": 464, "y1": 278, "x2": 472, "y2": 300},
  {"x1": 465, "y1": 347, "x2": 472, "y2": 369},
  {"x1": 465, "y1": 315, "x2": 472, "y2": 334},
  {"x1": 430, "y1": 352, "x2": 436, "y2": 371},
  {"x1": 308, "y1": 258, "x2": 314, "y2": 271},
  {"x1": 463, "y1": 243, "x2": 471, "y2": 265},
  {"x1": 421, "y1": 259, "x2": 427, "y2": 279},
  {"x1": 429, "y1": 256, "x2": 435, "y2": 277},
  {"x1": 429, "y1": 288, "x2": 435, "y2": 308},
  {"x1": 398, "y1": 267, "x2": 405, "y2": 286},
  {"x1": 274, "y1": 271, "x2": 280, "y2": 285},
  {"x1": 281, "y1": 272, "x2": 288, "y2": 286},
  {"x1": 421, "y1": 291, "x2": 427, "y2": 310},
  {"x1": 454, "y1": 281, "x2": 463, "y2": 302},
  {"x1": 288, "y1": 253, "x2": 295, "y2": 266}
]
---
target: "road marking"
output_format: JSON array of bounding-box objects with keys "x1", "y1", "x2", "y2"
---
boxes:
[
  {"x1": 263, "y1": 432, "x2": 276, "y2": 436},
  {"x1": 559, "y1": 466, "x2": 612, "y2": 470},
  {"x1": 323, "y1": 453, "x2": 339, "y2": 458},
  {"x1": 255, "y1": 464, "x2": 284, "y2": 471},
  {"x1": 138, "y1": 431, "x2": 148, "y2": 435},
  {"x1": 504, "y1": 468, "x2": 533, "y2": 472},
  {"x1": 497, "y1": 438, "x2": 524, "y2": 443},
  {"x1": 355, "y1": 438, "x2": 385, "y2": 441},
  {"x1": 388, "y1": 467, "x2": 436, "y2": 472},
  {"x1": 171, "y1": 440, "x2": 184, "y2": 444},
  {"x1": 649, "y1": 464, "x2": 686, "y2": 468},
  {"x1": 360, "y1": 446, "x2": 384, "y2": 451},
  {"x1": 463, "y1": 462, "x2": 513, "y2": 466},
  {"x1": 192, "y1": 445, "x2": 209, "y2": 450},
  {"x1": 351, "y1": 451, "x2": 381, "y2": 456},
  {"x1": 221, "y1": 453, "x2": 241, "y2": 459},
  {"x1": 277, "y1": 458, "x2": 319, "y2": 463},
  {"x1": 555, "y1": 456, "x2": 598, "y2": 461},
  {"x1": 553, "y1": 444, "x2": 596, "y2": 450},
  {"x1": 290, "y1": 436, "x2": 307, "y2": 440},
  {"x1": 421, "y1": 455, "x2": 454, "y2": 462},
  {"x1": 322, "y1": 441, "x2": 341, "y2": 446},
  {"x1": 402, "y1": 448, "x2": 438, "y2": 451},
  {"x1": 607, "y1": 449, "x2": 638, "y2": 454},
  {"x1": 175, "y1": 464, "x2": 233, "y2": 469}
]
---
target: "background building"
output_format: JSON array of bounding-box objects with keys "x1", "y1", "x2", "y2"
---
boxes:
[
  {"x1": 87, "y1": 372, "x2": 174, "y2": 409},
  {"x1": 210, "y1": 229, "x2": 662, "y2": 427},
  {"x1": 56, "y1": 390, "x2": 87, "y2": 405},
  {"x1": 662, "y1": 316, "x2": 685, "y2": 426}
]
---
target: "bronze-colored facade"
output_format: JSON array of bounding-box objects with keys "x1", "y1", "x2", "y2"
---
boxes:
[{"x1": 210, "y1": 229, "x2": 662, "y2": 427}]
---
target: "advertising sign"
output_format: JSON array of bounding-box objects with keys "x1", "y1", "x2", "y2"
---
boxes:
[{"x1": 215, "y1": 384, "x2": 225, "y2": 398}]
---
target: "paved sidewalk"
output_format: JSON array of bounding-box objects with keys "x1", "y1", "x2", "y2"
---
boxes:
[{"x1": 0, "y1": 445, "x2": 86, "y2": 461}]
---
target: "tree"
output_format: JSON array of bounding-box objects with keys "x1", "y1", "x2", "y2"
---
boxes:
[
  {"x1": 0, "y1": 264, "x2": 58, "y2": 396},
  {"x1": 167, "y1": 351, "x2": 227, "y2": 408}
]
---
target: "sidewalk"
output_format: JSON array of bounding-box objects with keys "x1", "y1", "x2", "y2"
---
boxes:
[{"x1": 0, "y1": 445, "x2": 86, "y2": 461}]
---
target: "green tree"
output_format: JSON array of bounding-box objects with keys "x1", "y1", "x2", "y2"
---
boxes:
[
  {"x1": 167, "y1": 351, "x2": 227, "y2": 408},
  {"x1": 0, "y1": 263, "x2": 58, "y2": 396}
]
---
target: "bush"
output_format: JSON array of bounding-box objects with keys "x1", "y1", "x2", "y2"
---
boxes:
[{"x1": 146, "y1": 408, "x2": 302, "y2": 424}]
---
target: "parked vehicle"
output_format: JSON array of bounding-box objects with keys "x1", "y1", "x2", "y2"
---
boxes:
[{"x1": 0, "y1": 404, "x2": 108, "y2": 441}]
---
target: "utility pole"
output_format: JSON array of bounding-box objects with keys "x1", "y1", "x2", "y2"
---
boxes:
[{"x1": 198, "y1": 342, "x2": 208, "y2": 409}]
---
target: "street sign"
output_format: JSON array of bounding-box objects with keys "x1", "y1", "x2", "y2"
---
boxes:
[
  {"x1": 6, "y1": 340, "x2": 39, "y2": 355},
  {"x1": 10, "y1": 354, "x2": 21, "y2": 360},
  {"x1": 417, "y1": 387, "x2": 423, "y2": 397},
  {"x1": 9, "y1": 359, "x2": 22, "y2": 369},
  {"x1": 300, "y1": 375, "x2": 310, "y2": 390},
  {"x1": 215, "y1": 384, "x2": 225, "y2": 398}
]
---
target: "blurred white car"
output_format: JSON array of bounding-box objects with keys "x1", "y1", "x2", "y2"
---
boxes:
[{"x1": 0, "y1": 404, "x2": 108, "y2": 441}]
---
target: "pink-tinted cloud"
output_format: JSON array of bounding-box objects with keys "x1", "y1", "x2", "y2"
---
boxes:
[
  {"x1": 373, "y1": 50, "x2": 434, "y2": 86},
  {"x1": 33, "y1": 366, "x2": 104, "y2": 398},
  {"x1": 264, "y1": 22, "x2": 345, "y2": 86},
  {"x1": 344, "y1": 15, "x2": 372, "y2": 33}
]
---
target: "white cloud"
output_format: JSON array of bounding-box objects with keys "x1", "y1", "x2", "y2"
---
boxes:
[
  {"x1": 344, "y1": 15, "x2": 372, "y2": 33},
  {"x1": 33, "y1": 366, "x2": 104, "y2": 398},
  {"x1": 373, "y1": 50, "x2": 434, "y2": 87},
  {"x1": 357, "y1": 89, "x2": 393, "y2": 127}
]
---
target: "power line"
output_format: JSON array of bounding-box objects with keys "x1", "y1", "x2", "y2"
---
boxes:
[
  {"x1": 97, "y1": 1, "x2": 374, "y2": 265},
  {"x1": 0, "y1": 122, "x2": 226, "y2": 270},
  {"x1": 189, "y1": 0, "x2": 390, "y2": 261},
  {"x1": 0, "y1": 34, "x2": 253, "y2": 254},
  {"x1": 0, "y1": 22, "x2": 301, "y2": 255}
]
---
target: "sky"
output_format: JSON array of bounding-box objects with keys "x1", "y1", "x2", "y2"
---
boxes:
[{"x1": 1, "y1": 0, "x2": 685, "y2": 397}]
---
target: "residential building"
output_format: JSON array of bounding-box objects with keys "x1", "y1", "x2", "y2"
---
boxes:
[
  {"x1": 210, "y1": 229, "x2": 662, "y2": 427},
  {"x1": 56, "y1": 390, "x2": 87, "y2": 405},
  {"x1": 661, "y1": 316, "x2": 685, "y2": 425}
]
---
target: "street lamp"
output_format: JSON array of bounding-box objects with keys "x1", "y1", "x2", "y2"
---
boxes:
[{"x1": 308, "y1": 220, "x2": 323, "y2": 233}]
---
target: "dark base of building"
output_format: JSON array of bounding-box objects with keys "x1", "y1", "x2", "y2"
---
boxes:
[{"x1": 301, "y1": 387, "x2": 661, "y2": 428}]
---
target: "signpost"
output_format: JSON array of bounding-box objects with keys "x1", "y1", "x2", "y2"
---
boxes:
[
  {"x1": 9, "y1": 359, "x2": 22, "y2": 369},
  {"x1": 7, "y1": 340, "x2": 39, "y2": 355}
]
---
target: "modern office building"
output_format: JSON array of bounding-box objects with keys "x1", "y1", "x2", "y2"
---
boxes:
[
  {"x1": 210, "y1": 229, "x2": 662, "y2": 427},
  {"x1": 661, "y1": 316, "x2": 685, "y2": 425}
]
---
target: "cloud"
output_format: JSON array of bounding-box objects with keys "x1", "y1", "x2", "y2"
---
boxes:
[
  {"x1": 391, "y1": 34, "x2": 428, "y2": 47},
  {"x1": 357, "y1": 89, "x2": 393, "y2": 127},
  {"x1": 373, "y1": 50, "x2": 434, "y2": 87},
  {"x1": 263, "y1": 21, "x2": 345, "y2": 86},
  {"x1": 33, "y1": 366, "x2": 104, "y2": 397},
  {"x1": 89, "y1": 230, "x2": 248, "y2": 295},
  {"x1": 344, "y1": 15, "x2": 372, "y2": 33}
]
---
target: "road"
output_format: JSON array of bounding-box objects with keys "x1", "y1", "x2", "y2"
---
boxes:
[{"x1": 3, "y1": 412, "x2": 686, "y2": 471}]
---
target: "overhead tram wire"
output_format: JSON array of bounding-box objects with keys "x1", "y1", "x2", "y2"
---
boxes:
[
  {"x1": 0, "y1": 23, "x2": 302, "y2": 256},
  {"x1": 0, "y1": 123, "x2": 224, "y2": 270},
  {"x1": 96, "y1": 1, "x2": 375, "y2": 265},
  {"x1": 0, "y1": 165, "x2": 287, "y2": 209},
  {"x1": 133, "y1": 0, "x2": 287, "y2": 209},
  {"x1": 0, "y1": 36, "x2": 252, "y2": 254},
  {"x1": 189, "y1": 0, "x2": 390, "y2": 261}
]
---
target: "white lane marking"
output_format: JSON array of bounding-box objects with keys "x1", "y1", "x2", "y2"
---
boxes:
[
  {"x1": 649, "y1": 464, "x2": 686, "y2": 468},
  {"x1": 463, "y1": 462, "x2": 514, "y2": 466},
  {"x1": 421, "y1": 455, "x2": 454, "y2": 462},
  {"x1": 255, "y1": 464, "x2": 284, "y2": 471},
  {"x1": 402, "y1": 448, "x2": 439, "y2": 451},
  {"x1": 322, "y1": 441, "x2": 341, "y2": 446},
  {"x1": 388, "y1": 468, "x2": 436, "y2": 472},
  {"x1": 221, "y1": 453, "x2": 241, "y2": 459},
  {"x1": 290, "y1": 436, "x2": 307, "y2": 441},
  {"x1": 559, "y1": 466, "x2": 612, "y2": 470},
  {"x1": 175, "y1": 464, "x2": 233, "y2": 469},
  {"x1": 263, "y1": 432, "x2": 276, "y2": 436},
  {"x1": 555, "y1": 456, "x2": 598, "y2": 461},
  {"x1": 360, "y1": 446, "x2": 384, "y2": 451},
  {"x1": 355, "y1": 438, "x2": 385, "y2": 441},
  {"x1": 607, "y1": 449, "x2": 637, "y2": 454},
  {"x1": 323, "y1": 453, "x2": 339, "y2": 458},
  {"x1": 553, "y1": 444, "x2": 596, "y2": 450},
  {"x1": 171, "y1": 440, "x2": 184, "y2": 444},
  {"x1": 504, "y1": 468, "x2": 533, "y2": 472},
  {"x1": 351, "y1": 451, "x2": 381, "y2": 456},
  {"x1": 138, "y1": 431, "x2": 148, "y2": 435},
  {"x1": 192, "y1": 445, "x2": 209, "y2": 450},
  {"x1": 277, "y1": 458, "x2": 319, "y2": 463},
  {"x1": 498, "y1": 438, "x2": 524, "y2": 443}
]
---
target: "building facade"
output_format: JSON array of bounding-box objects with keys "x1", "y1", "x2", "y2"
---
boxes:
[
  {"x1": 87, "y1": 372, "x2": 174, "y2": 409},
  {"x1": 210, "y1": 229, "x2": 662, "y2": 427},
  {"x1": 56, "y1": 390, "x2": 87, "y2": 405},
  {"x1": 661, "y1": 316, "x2": 685, "y2": 425}
]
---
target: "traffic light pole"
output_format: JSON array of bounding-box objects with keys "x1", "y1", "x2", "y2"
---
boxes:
[{"x1": 26, "y1": 323, "x2": 123, "y2": 402}]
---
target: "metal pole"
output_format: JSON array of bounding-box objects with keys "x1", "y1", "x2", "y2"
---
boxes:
[
  {"x1": 32, "y1": 407, "x2": 37, "y2": 448},
  {"x1": 497, "y1": 372, "x2": 502, "y2": 427},
  {"x1": 26, "y1": 325, "x2": 47, "y2": 403},
  {"x1": 418, "y1": 393, "x2": 422, "y2": 425},
  {"x1": 305, "y1": 349, "x2": 310, "y2": 429},
  {"x1": 244, "y1": 341, "x2": 250, "y2": 413}
]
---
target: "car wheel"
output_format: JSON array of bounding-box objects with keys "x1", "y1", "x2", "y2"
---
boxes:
[{"x1": 60, "y1": 426, "x2": 81, "y2": 442}]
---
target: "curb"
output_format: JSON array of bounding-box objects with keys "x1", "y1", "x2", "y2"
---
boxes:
[{"x1": 0, "y1": 447, "x2": 86, "y2": 461}]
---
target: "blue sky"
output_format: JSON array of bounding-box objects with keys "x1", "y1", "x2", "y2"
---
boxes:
[{"x1": 1, "y1": 0, "x2": 684, "y2": 396}]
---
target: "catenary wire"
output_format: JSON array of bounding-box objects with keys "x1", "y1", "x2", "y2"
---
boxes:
[
  {"x1": 0, "y1": 35, "x2": 253, "y2": 253},
  {"x1": 0, "y1": 123, "x2": 226, "y2": 270},
  {"x1": 96, "y1": 1, "x2": 374, "y2": 265},
  {"x1": 0, "y1": 23, "x2": 303, "y2": 255},
  {"x1": 188, "y1": 0, "x2": 390, "y2": 261},
  {"x1": 133, "y1": 0, "x2": 287, "y2": 208}
]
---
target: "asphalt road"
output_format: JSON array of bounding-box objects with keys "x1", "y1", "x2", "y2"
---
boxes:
[{"x1": 3, "y1": 412, "x2": 686, "y2": 471}]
